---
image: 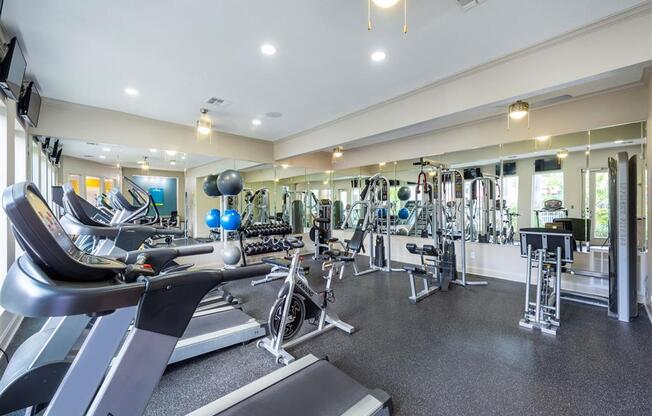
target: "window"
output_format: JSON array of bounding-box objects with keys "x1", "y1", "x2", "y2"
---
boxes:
[
  {"x1": 14, "y1": 127, "x2": 26, "y2": 183},
  {"x1": 320, "y1": 189, "x2": 332, "y2": 201},
  {"x1": 85, "y1": 176, "x2": 101, "y2": 204},
  {"x1": 532, "y1": 172, "x2": 563, "y2": 209},
  {"x1": 31, "y1": 140, "x2": 39, "y2": 183},
  {"x1": 104, "y1": 178, "x2": 115, "y2": 193},
  {"x1": 502, "y1": 176, "x2": 519, "y2": 214},
  {"x1": 68, "y1": 174, "x2": 81, "y2": 194},
  {"x1": 592, "y1": 171, "x2": 609, "y2": 239},
  {"x1": 352, "y1": 188, "x2": 361, "y2": 204},
  {"x1": 338, "y1": 190, "x2": 348, "y2": 208}
]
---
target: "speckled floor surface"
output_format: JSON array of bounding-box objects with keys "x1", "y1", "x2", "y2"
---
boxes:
[{"x1": 5, "y1": 257, "x2": 652, "y2": 416}]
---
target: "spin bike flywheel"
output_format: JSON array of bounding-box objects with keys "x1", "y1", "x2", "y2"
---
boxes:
[{"x1": 268, "y1": 293, "x2": 306, "y2": 341}]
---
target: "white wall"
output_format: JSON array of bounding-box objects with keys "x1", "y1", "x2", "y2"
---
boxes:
[{"x1": 647, "y1": 78, "x2": 652, "y2": 310}]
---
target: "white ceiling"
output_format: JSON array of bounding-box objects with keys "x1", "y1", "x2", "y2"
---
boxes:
[
  {"x1": 59, "y1": 138, "x2": 220, "y2": 171},
  {"x1": 3, "y1": 0, "x2": 647, "y2": 141}
]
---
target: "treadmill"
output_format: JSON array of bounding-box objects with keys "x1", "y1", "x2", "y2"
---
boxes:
[{"x1": 0, "y1": 181, "x2": 392, "y2": 416}]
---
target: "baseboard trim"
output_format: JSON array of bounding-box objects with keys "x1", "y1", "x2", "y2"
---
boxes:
[
  {"x1": 0, "y1": 311, "x2": 22, "y2": 351},
  {"x1": 645, "y1": 302, "x2": 652, "y2": 326}
]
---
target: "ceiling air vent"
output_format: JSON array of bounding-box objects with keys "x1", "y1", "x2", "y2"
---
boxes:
[
  {"x1": 457, "y1": 0, "x2": 487, "y2": 11},
  {"x1": 205, "y1": 97, "x2": 231, "y2": 108}
]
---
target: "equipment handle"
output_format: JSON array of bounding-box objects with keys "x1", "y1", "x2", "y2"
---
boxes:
[
  {"x1": 175, "y1": 244, "x2": 214, "y2": 257},
  {"x1": 220, "y1": 263, "x2": 273, "y2": 282}
]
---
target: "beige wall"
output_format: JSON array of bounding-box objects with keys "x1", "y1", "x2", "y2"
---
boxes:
[
  {"x1": 122, "y1": 167, "x2": 186, "y2": 221},
  {"x1": 35, "y1": 99, "x2": 274, "y2": 163},
  {"x1": 329, "y1": 84, "x2": 649, "y2": 170},
  {"x1": 62, "y1": 155, "x2": 121, "y2": 183}
]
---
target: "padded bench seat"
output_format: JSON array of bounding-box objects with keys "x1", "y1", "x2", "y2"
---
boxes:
[
  {"x1": 403, "y1": 265, "x2": 427, "y2": 274},
  {"x1": 323, "y1": 250, "x2": 355, "y2": 262}
]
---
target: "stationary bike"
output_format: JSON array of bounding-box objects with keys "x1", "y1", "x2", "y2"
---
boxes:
[{"x1": 257, "y1": 238, "x2": 354, "y2": 365}]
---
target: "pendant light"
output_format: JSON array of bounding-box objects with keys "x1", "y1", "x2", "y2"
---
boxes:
[
  {"x1": 507, "y1": 100, "x2": 530, "y2": 129},
  {"x1": 368, "y1": 0, "x2": 407, "y2": 34}
]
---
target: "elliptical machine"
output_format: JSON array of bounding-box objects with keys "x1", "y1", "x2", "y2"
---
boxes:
[{"x1": 257, "y1": 238, "x2": 354, "y2": 364}]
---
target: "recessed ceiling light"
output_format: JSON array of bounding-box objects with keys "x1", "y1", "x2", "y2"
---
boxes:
[
  {"x1": 252, "y1": 119, "x2": 261, "y2": 126},
  {"x1": 170, "y1": 160, "x2": 176, "y2": 166},
  {"x1": 137, "y1": 160, "x2": 145, "y2": 165},
  {"x1": 181, "y1": 154, "x2": 187, "y2": 160},
  {"x1": 371, "y1": 51, "x2": 386, "y2": 62},
  {"x1": 261, "y1": 44, "x2": 276, "y2": 56},
  {"x1": 166, "y1": 150, "x2": 177, "y2": 156},
  {"x1": 373, "y1": 0, "x2": 399, "y2": 8},
  {"x1": 281, "y1": 164, "x2": 289, "y2": 169},
  {"x1": 535, "y1": 136, "x2": 550, "y2": 142},
  {"x1": 379, "y1": 162, "x2": 386, "y2": 167},
  {"x1": 124, "y1": 87, "x2": 139, "y2": 96},
  {"x1": 99, "y1": 155, "x2": 106, "y2": 159},
  {"x1": 102, "y1": 147, "x2": 111, "y2": 152},
  {"x1": 614, "y1": 140, "x2": 624, "y2": 144},
  {"x1": 149, "y1": 148, "x2": 158, "y2": 153}
]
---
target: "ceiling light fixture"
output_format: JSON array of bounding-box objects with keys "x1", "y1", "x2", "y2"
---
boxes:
[
  {"x1": 99, "y1": 155, "x2": 106, "y2": 159},
  {"x1": 170, "y1": 160, "x2": 177, "y2": 166},
  {"x1": 261, "y1": 44, "x2": 276, "y2": 55},
  {"x1": 535, "y1": 136, "x2": 550, "y2": 142},
  {"x1": 281, "y1": 164, "x2": 289, "y2": 169},
  {"x1": 142, "y1": 156, "x2": 150, "y2": 170},
  {"x1": 323, "y1": 180, "x2": 329, "y2": 185},
  {"x1": 507, "y1": 100, "x2": 530, "y2": 129},
  {"x1": 371, "y1": 51, "x2": 386, "y2": 62},
  {"x1": 368, "y1": 0, "x2": 407, "y2": 34},
  {"x1": 379, "y1": 162, "x2": 386, "y2": 167},
  {"x1": 252, "y1": 119, "x2": 261, "y2": 126},
  {"x1": 124, "y1": 87, "x2": 139, "y2": 96},
  {"x1": 556, "y1": 149, "x2": 569, "y2": 159},
  {"x1": 196, "y1": 108, "x2": 213, "y2": 141},
  {"x1": 166, "y1": 150, "x2": 177, "y2": 156},
  {"x1": 149, "y1": 148, "x2": 158, "y2": 153},
  {"x1": 102, "y1": 147, "x2": 111, "y2": 152},
  {"x1": 614, "y1": 140, "x2": 625, "y2": 144},
  {"x1": 332, "y1": 146, "x2": 344, "y2": 162}
]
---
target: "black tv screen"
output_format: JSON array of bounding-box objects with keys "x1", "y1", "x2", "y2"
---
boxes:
[
  {"x1": 0, "y1": 37, "x2": 27, "y2": 101},
  {"x1": 19, "y1": 81, "x2": 41, "y2": 127},
  {"x1": 496, "y1": 161, "x2": 517, "y2": 176},
  {"x1": 534, "y1": 157, "x2": 561, "y2": 172},
  {"x1": 463, "y1": 167, "x2": 482, "y2": 180}
]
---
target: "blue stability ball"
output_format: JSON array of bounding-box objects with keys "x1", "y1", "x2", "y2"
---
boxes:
[
  {"x1": 398, "y1": 207, "x2": 409, "y2": 220},
  {"x1": 221, "y1": 209, "x2": 241, "y2": 231},
  {"x1": 216, "y1": 169, "x2": 244, "y2": 196},
  {"x1": 205, "y1": 209, "x2": 221, "y2": 228}
]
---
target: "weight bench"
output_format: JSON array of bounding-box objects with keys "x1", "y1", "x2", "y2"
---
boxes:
[{"x1": 403, "y1": 243, "x2": 450, "y2": 304}]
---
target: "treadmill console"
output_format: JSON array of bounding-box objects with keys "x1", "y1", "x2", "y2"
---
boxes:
[{"x1": 3, "y1": 182, "x2": 126, "y2": 282}]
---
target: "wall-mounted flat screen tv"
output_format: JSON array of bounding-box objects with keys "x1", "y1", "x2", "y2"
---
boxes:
[
  {"x1": 0, "y1": 37, "x2": 27, "y2": 101},
  {"x1": 534, "y1": 157, "x2": 561, "y2": 172},
  {"x1": 19, "y1": 81, "x2": 41, "y2": 127}
]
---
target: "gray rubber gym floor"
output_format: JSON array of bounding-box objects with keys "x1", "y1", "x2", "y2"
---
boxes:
[{"x1": 5, "y1": 257, "x2": 652, "y2": 416}]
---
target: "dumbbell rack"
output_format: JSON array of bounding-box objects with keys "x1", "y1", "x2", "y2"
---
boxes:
[{"x1": 238, "y1": 223, "x2": 293, "y2": 266}]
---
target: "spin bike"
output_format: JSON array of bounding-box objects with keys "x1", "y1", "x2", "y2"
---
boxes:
[{"x1": 257, "y1": 238, "x2": 354, "y2": 364}]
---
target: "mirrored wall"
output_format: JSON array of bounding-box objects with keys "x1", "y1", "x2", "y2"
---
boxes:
[{"x1": 240, "y1": 121, "x2": 647, "y2": 251}]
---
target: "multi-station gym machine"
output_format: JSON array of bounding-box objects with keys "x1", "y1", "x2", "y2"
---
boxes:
[
  {"x1": 342, "y1": 173, "x2": 404, "y2": 275},
  {"x1": 517, "y1": 151, "x2": 639, "y2": 335}
]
